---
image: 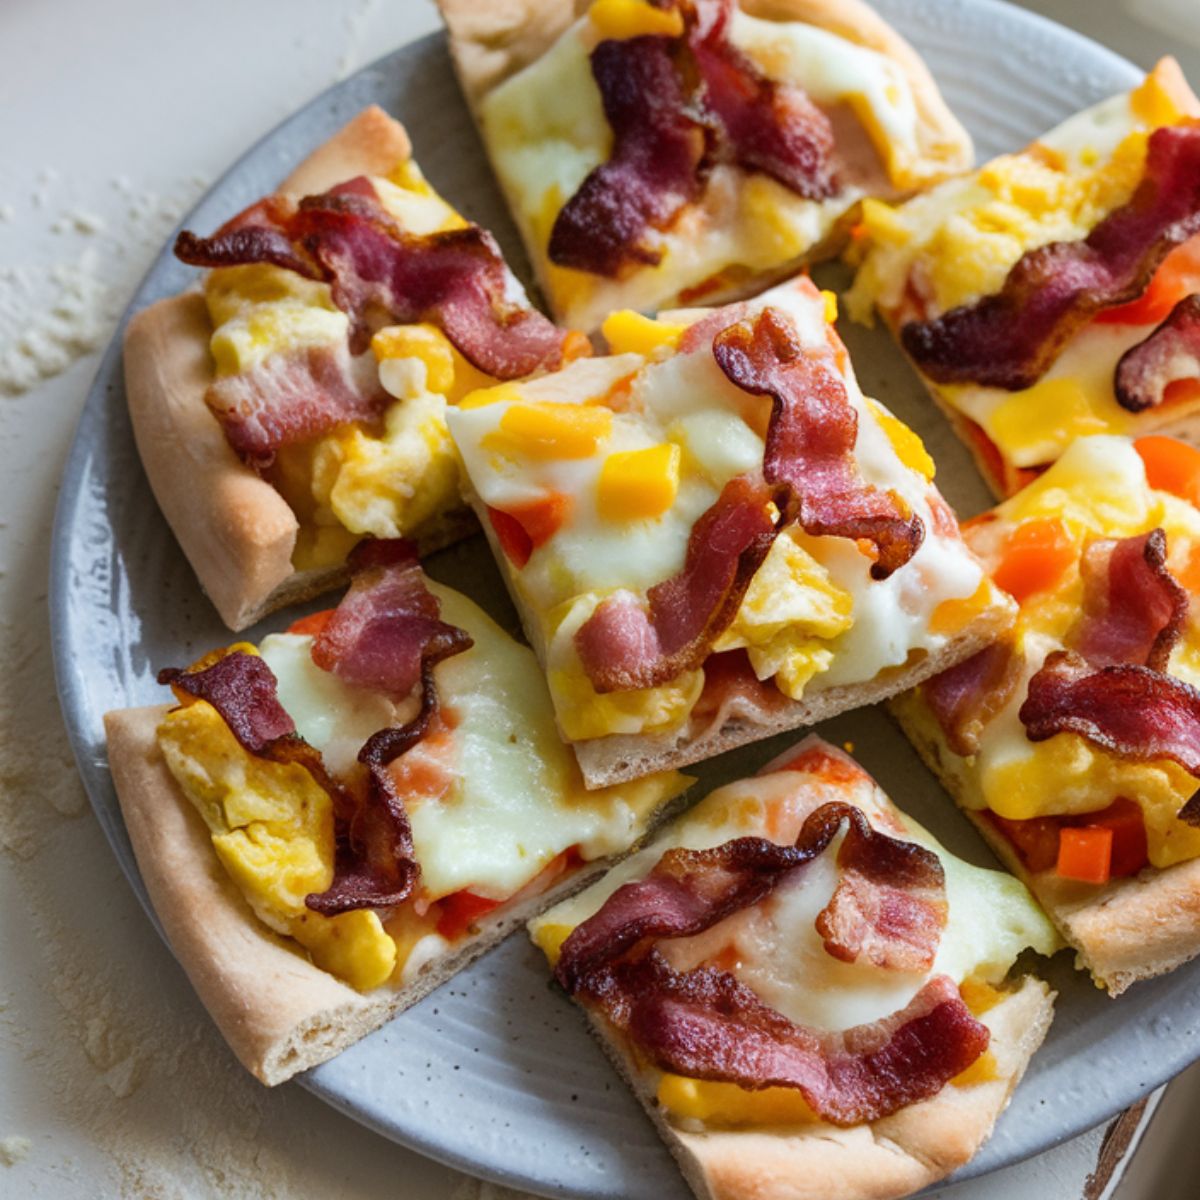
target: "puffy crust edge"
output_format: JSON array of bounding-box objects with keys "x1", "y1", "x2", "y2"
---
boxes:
[
  {"x1": 573, "y1": 975, "x2": 1052, "y2": 1200},
  {"x1": 121, "y1": 106, "x2": 472, "y2": 633},
  {"x1": 103, "y1": 703, "x2": 625, "y2": 1084},
  {"x1": 894, "y1": 694, "x2": 1200, "y2": 995}
]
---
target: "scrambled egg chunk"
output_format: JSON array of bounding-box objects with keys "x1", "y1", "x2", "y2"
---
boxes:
[{"x1": 157, "y1": 699, "x2": 396, "y2": 991}]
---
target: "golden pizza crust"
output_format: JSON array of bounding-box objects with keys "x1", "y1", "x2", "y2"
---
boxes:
[
  {"x1": 122, "y1": 107, "x2": 474, "y2": 632},
  {"x1": 103, "y1": 704, "x2": 628, "y2": 1084},
  {"x1": 896, "y1": 698, "x2": 1200, "y2": 996}
]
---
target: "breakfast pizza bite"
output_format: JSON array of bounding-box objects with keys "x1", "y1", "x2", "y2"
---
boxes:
[
  {"x1": 893, "y1": 435, "x2": 1200, "y2": 995},
  {"x1": 124, "y1": 106, "x2": 581, "y2": 631},
  {"x1": 529, "y1": 736, "x2": 1058, "y2": 1200},
  {"x1": 437, "y1": 0, "x2": 972, "y2": 331},
  {"x1": 103, "y1": 541, "x2": 687, "y2": 1084},
  {"x1": 446, "y1": 276, "x2": 1016, "y2": 788},
  {"x1": 846, "y1": 58, "x2": 1200, "y2": 499}
]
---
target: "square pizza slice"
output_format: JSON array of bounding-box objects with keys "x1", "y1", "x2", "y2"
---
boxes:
[
  {"x1": 893, "y1": 434, "x2": 1200, "y2": 994},
  {"x1": 529, "y1": 736, "x2": 1058, "y2": 1200},
  {"x1": 437, "y1": 0, "x2": 972, "y2": 331},
  {"x1": 847, "y1": 58, "x2": 1200, "y2": 498},
  {"x1": 104, "y1": 541, "x2": 687, "y2": 1083},
  {"x1": 446, "y1": 276, "x2": 1015, "y2": 787},
  {"x1": 124, "y1": 106, "x2": 584, "y2": 631}
]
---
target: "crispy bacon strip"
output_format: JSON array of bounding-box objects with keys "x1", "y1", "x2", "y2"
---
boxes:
[
  {"x1": 1115, "y1": 293, "x2": 1200, "y2": 411},
  {"x1": 603, "y1": 955, "x2": 987, "y2": 1125},
  {"x1": 714, "y1": 307, "x2": 924, "y2": 578},
  {"x1": 556, "y1": 801, "x2": 945, "y2": 990},
  {"x1": 548, "y1": 35, "x2": 709, "y2": 277},
  {"x1": 690, "y1": 0, "x2": 837, "y2": 200},
  {"x1": 548, "y1": 0, "x2": 838, "y2": 277},
  {"x1": 557, "y1": 802, "x2": 981, "y2": 1124},
  {"x1": 159, "y1": 651, "x2": 296, "y2": 753},
  {"x1": 922, "y1": 639, "x2": 1024, "y2": 758},
  {"x1": 574, "y1": 475, "x2": 778, "y2": 692},
  {"x1": 1071, "y1": 529, "x2": 1188, "y2": 671},
  {"x1": 902, "y1": 122, "x2": 1200, "y2": 389},
  {"x1": 816, "y1": 814, "x2": 948, "y2": 972},
  {"x1": 311, "y1": 538, "x2": 473, "y2": 700},
  {"x1": 178, "y1": 183, "x2": 567, "y2": 378},
  {"x1": 1020, "y1": 649, "x2": 1200, "y2": 778}
]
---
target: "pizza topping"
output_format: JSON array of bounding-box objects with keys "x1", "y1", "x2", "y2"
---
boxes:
[
  {"x1": 547, "y1": 34, "x2": 708, "y2": 277},
  {"x1": 815, "y1": 810, "x2": 948, "y2": 972},
  {"x1": 158, "y1": 651, "x2": 297, "y2": 753},
  {"x1": 1019, "y1": 649, "x2": 1200, "y2": 778},
  {"x1": 713, "y1": 307, "x2": 924, "y2": 579},
  {"x1": 922, "y1": 639, "x2": 1024, "y2": 758},
  {"x1": 311, "y1": 538, "x2": 473, "y2": 699},
  {"x1": 556, "y1": 801, "x2": 947, "y2": 992},
  {"x1": 1114, "y1": 293, "x2": 1200, "y2": 412},
  {"x1": 900, "y1": 122, "x2": 1200, "y2": 390},
  {"x1": 176, "y1": 180, "x2": 569, "y2": 462},
  {"x1": 554, "y1": 800, "x2": 979, "y2": 1124},
  {"x1": 548, "y1": 0, "x2": 837, "y2": 277},
  {"x1": 584, "y1": 954, "x2": 986, "y2": 1126},
  {"x1": 573, "y1": 474, "x2": 778, "y2": 692},
  {"x1": 1070, "y1": 528, "x2": 1188, "y2": 671}
]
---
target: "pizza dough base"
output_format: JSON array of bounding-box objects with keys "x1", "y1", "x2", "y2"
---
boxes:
[
  {"x1": 122, "y1": 106, "x2": 476, "y2": 633},
  {"x1": 897, "y1": 698, "x2": 1200, "y2": 996},
  {"x1": 103, "y1": 703, "x2": 650, "y2": 1084}
]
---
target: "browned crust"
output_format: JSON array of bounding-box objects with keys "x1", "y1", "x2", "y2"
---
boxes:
[
  {"x1": 895, "y1": 696, "x2": 1200, "y2": 996},
  {"x1": 574, "y1": 962, "x2": 1052, "y2": 1200},
  {"x1": 104, "y1": 703, "x2": 626, "y2": 1085},
  {"x1": 122, "y1": 107, "x2": 471, "y2": 632}
]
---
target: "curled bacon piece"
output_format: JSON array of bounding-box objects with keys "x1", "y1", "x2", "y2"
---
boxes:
[
  {"x1": 558, "y1": 801, "x2": 982, "y2": 1125},
  {"x1": 1071, "y1": 529, "x2": 1188, "y2": 671},
  {"x1": 548, "y1": 35, "x2": 709, "y2": 277},
  {"x1": 1020, "y1": 649, "x2": 1200, "y2": 779},
  {"x1": 178, "y1": 182, "x2": 568, "y2": 379},
  {"x1": 548, "y1": 0, "x2": 838, "y2": 277},
  {"x1": 574, "y1": 475, "x2": 777, "y2": 693},
  {"x1": 159, "y1": 651, "x2": 296, "y2": 753},
  {"x1": 922, "y1": 639, "x2": 1023, "y2": 757},
  {"x1": 1115, "y1": 293, "x2": 1200, "y2": 412},
  {"x1": 901, "y1": 122, "x2": 1200, "y2": 389},
  {"x1": 816, "y1": 813, "x2": 948, "y2": 972},
  {"x1": 714, "y1": 307, "x2": 924, "y2": 578},
  {"x1": 311, "y1": 538, "x2": 473, "y2": 700}
]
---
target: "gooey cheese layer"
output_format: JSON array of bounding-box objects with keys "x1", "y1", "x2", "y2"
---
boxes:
[
  {"x1": 203, "y1": 163, "x2": 498, "y2": 571},
  {"x1": 156, "y1": 584, "x2": 687, "y2": 992},
  {"x1": 529, "y1": 757, "x2": 1057, "y2": 1124},
  {"x1": 447, "y1": 278, "x2": 994, "y2": 742},
  {"x1": 847, "y1": 65, "x2": 1200, "y2": 469},
  {"x1": 478, "y1": 2, "x2": 926, "y2": 330},
  {"x1": 899, "y1": 436, "x2": 1200, "y2": 870}
]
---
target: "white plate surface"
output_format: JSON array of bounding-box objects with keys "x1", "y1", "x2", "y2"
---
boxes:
[{"x1": 52, "y1": 4, "x2": 1188, "y2": 1197}]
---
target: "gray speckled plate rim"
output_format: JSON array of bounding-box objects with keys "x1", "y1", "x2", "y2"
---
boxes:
[{"x1": 49, "y1": 3, "x2": 1197, "y2": 1198}]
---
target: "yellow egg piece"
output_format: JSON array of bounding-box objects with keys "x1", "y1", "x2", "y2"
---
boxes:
[
  {"x1": 597, "y1": 443, "x2": 681, "y2": 521},
  {"x1": 601, "y1": 309, "x2": 686, "y2": 358},
  {"x1": 867, "y1": 399, "x2": 935, "y2": 480},
  {"x1": 588, "y1": 0, "x2": 684, "y2": 40},
  {"x1": 488, "y1": 401, "x2": 613, "y2": 460},
  {"x1": 657, "y1": 1074, "x2": 815, "y2": 1127}
]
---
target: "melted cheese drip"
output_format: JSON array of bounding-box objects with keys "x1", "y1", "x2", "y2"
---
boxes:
[
  {"x1": 478, "y1": 10, "x2": 923, "y2": 330},
  {"x1": 447, "y1": 278, "x2": 988, "y2": 739},
  {"x1": 263, "y1": 584, "x2": 686, "y2": 902},
  {"x1": 531, "y1": 761, "x2": 1057, "y2": 1032}
]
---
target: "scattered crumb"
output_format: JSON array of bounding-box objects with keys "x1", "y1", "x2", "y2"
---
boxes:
[
  {"x1": 0, "y1": 1136, "x2": 31, "y2": 1167},
  {"x1": 843, "y1": 740, "x2": 855, "y2": 753}
]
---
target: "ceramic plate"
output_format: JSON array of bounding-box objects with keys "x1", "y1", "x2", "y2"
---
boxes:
[{"x1": 51, "y1": 3, "x2": 1184, "y2": 1197}]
